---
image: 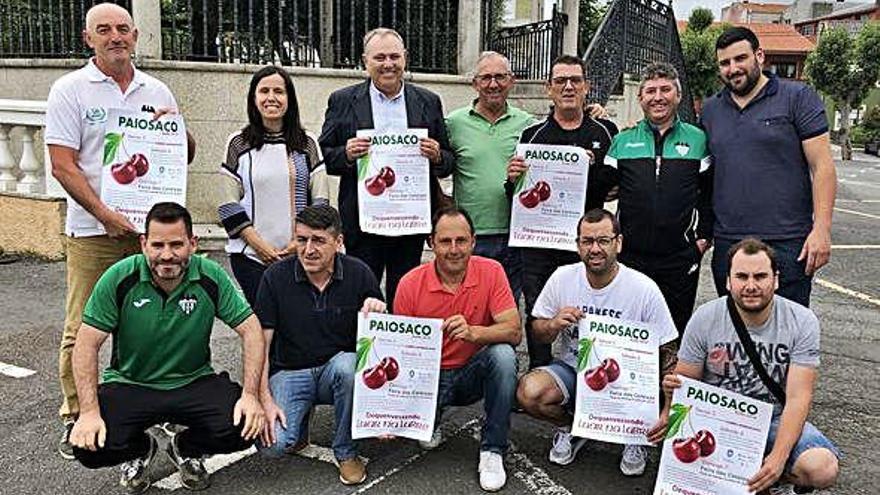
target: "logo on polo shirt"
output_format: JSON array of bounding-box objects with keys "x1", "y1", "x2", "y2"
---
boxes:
[
  {"x1": 132, "y1": 298, "x2": 151, "y2": 308},
  {"x1": 592, "y1": 141, "x2": 601, "y2": 149},
  {"x1": 84, "y1": 107, "x2": 107, "y2": 125},
  {"x1": 178, "y1": 294, "x2": 198, "y2": 315},
  {"x1": 674, "y1": 141, "x2": 690, "y2": 156}
]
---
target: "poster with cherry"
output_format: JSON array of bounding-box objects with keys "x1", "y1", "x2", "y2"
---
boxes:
[
  {"x1": 351, "y1": 312, "x2": 442, "y2": 442},
  {"x1": 654, "y1": 377, "x2": 773, "y2": 495},
  {"x1": 355, "y1": 128, "x2": 431, "y2": 236},
  {"x1": 508, "y1": 143, "x2": 590, "y2": 252},
  {"x1": 99, "y1": 108, "x2": 187, "y2": 232},
  {"x1": 571, "y1": 314, "x2": 660, "y2": 446}
]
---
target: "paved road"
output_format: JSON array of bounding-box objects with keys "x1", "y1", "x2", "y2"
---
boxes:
[{"x1": 0, "y1": 155, "x2": 878, "y2": 494}]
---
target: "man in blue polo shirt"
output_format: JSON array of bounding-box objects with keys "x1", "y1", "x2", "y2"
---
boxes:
[
  {"x1": 254, "y1": 205, "x2": 384, "y2": 486},
  {"x1": 700, "y1": 27, "x2": 837, "y2": 307}
]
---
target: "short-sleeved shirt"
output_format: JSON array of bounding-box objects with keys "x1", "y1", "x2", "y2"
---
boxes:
[
  {"x1": 255, "y1": 253, "x2": 383, "y2": 374},
  {"x1": 532, "y1": 262, "x2": 678, "y2": 368},
  {"x1": 446, "y1": 102, "x2": 535, "y2": 235},
  {"x1": 700, "y1": 72, "x2": 829, "y2": 240},
  {"x1": 678, "y1": 295, "x2": 820, "y2": 410},
  {"x1": 83, "y1": 254, "x2": 252, "y2": 390},
  {"x1": 44, "y1": 59, "x2": 178, "y2": 237},
  {"x1": 394, "y1": 256, "x2": 517, "y2": 369}
]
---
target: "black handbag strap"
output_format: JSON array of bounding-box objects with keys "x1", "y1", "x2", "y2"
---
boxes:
[{"x1": 726, "y1": 296, "x2": 787, "y2": 406}]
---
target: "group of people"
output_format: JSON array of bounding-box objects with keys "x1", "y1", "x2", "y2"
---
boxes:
[{"x1": 46, "y1": 3, "x2": 841, "y2": 494}]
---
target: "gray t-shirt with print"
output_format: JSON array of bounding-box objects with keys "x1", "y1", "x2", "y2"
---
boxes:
[{"x1": 678, "y1": 295, "x2": 820, "y2": 409}]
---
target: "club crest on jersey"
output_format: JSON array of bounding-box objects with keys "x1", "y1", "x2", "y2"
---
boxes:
[
  {"x1": 674, "y1": 141, "x2": 690, "y2": 156},
  {"x1": 178, "y1": 294, "x2": 198, "y2": 315}
]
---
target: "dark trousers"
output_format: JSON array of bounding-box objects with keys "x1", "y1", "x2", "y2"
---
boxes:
[
  {"x1": 229, "y1": 254, "x2": 267, "y2": 307},
  {"x1": 474, "y1": 234, "x2": 523, "y2": 303},
  {"x1": 521, "y1": 247, "x2": 581, "y2": 369},
  {"x1": 711, "y1": 236, "x2": 811, "y2": 307},
  {"x1": 347, "y1": 233, "x2": 424, "y2": 310},
  {"x1": 73, "y1": 373, "x2": 253, "y2": 468},
  {"x1": 620, "y1": 246, "x2": 703, "y2": 338}
]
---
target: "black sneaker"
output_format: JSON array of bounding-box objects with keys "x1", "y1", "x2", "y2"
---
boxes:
[
  {"x1": 58, "y1": 421, "x2": 75, "y2": 460},
  {"x1": 119, "y1": 434, "x2": 158, "y2": 494},
  {"x1": 166, "y1": 433, "x2": 210, "y2": 491}
]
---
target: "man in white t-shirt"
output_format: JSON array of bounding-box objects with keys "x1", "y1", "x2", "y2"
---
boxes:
[
  {"x1": 44, "y1": 3, "x2": 189, "y2": 460},
  {"x1": 516, "y1": 208, "x2": 679, "y2": 476}
]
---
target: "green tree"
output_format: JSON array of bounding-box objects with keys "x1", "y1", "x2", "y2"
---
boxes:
[
  {"x1": 579, "y1": 0, "x2": 609, "y2": 54},
  {"x1": 806, "y1": 24, "x2": 880, "y2": 160},
  {"x1": 688, "y1": 7, "x2": 714, "y2": 33},
  {"x1": 679, "y1": 10, "x2": 728, "y2": 100}
]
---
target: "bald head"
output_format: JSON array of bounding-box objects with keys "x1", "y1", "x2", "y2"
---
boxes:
[{"x1": 85, "y1": 2, "x2": 133, "y2": 32}]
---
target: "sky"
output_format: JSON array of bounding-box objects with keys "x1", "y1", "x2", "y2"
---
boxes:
[{"x1": 672, "y1": 0, "x2": 728, "y2": 20}]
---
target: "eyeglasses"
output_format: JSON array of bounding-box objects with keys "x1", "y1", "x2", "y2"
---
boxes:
[
  {"x1": 577, "y1": 235, "x2": 618, "y2": 248},
  {"x1": 475, "y1": 73, "x2": 511, "y2": 85},
  {"x1": 551, "y1": 76, "x2": 586, "y2": 88}
]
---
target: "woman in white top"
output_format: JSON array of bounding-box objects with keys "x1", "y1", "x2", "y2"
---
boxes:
[{"x1": 218, "y1": 66, "x2": 330, "y2": 305}]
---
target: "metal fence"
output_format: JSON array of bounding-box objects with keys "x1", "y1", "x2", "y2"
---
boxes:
[
  {"x1": 583, "y1": 0, "x2": 695, "y2": 122},
  {"x1": 161, "y1": 0, "x2": 458, "y2": 73},
  {"x1": 0, "y1": 0, "x2": 458, "y2": 74},
  {"x1": 487, "y1": 8, "x2": 567, "y2": 80},
  {"x1": 0, "y1": 0, "x2": 132, "y2": 58}
]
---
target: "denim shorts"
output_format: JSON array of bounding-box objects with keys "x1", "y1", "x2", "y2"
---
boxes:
[
  {"x1": 537, "y1": 359, "x2": 577, "y2": 412},
  {"x1": 766, "y1": 416, "x2": 842, "y2": 472}
]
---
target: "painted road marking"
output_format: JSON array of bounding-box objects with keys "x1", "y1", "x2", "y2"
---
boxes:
[
  {"x1": 348, "y1": 419, "x2": 481, "y2": 494},
  {"x1": 465, "y1": 421, "x2": 572, "y2": 495},
  {"x1": 835, "y1": 207, "x2": 880, "y2": 220},
  {"x1": 816, "y1": 278, "x2": 880, "y2": 308},
  {"x1": 155, "y1": 443, "x2": 352, "y2": 490},
  {"x1": 839, "y1": 179, "x2": 880, "y2": 189},
  {"x1": 155, "y1": 446, "x2": 257, "y2": 490},
  {"x1": 0, "y1": 362, "x2": 36, "y2": 378}
]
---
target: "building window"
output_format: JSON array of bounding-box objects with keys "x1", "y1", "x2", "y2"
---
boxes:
[{"x1": 771, "y1": 63, "x2": 797, "y2": 79}]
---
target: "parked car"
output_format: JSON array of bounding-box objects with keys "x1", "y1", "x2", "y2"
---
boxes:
[{"x1": 866, "y1": 140, "x2": 879, "y2": 156}]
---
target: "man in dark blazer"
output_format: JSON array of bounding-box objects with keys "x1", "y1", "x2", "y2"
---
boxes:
[{"x1": 319, "y1": 27, "x2": 455, "y2": 308}]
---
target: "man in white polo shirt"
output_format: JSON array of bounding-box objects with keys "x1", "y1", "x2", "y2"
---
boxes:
[{"x1": 45, "y1": 3, "x2": 189, "y2": 459}]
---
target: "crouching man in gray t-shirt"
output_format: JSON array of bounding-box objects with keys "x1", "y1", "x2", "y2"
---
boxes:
[{"x1": 656, "y1": 238, "x2": 840, "y2": 495}]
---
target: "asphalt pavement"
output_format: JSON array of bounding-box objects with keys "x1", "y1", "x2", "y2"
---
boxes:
[{"x1": 0, "y1": 154, "x2": 878, "y2": 495}]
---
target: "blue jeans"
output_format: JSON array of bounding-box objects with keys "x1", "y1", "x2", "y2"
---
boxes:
[
  {"x1": 474, "y1": 234, "x2": 523, "y2": 303},
  {"x1": 258, "y1": 352, "x2": 357, "y2": 461},
  {"x1": 712, "y1": 237, "x2": 812, "y2": 307},
  {"x1": 436, "y1": 344, "x2": 518, "y2": 454},
  {"x1": 766, "y1": 416, "x2": 841, "y2": 472}
]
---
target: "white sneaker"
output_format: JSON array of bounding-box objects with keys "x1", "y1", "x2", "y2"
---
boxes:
[
  {"x1": 418, "y1": 428, "x2": 442, "y2": 450},
  {"x1": 478, "y1": 451, "x2": 506, "y2": 492},
  {"x1": 619, "y1": 444, "x2": 647, "y2": 476},
  {"x1": 548, "y1": 428, "x2": 588, "y2": 465}
]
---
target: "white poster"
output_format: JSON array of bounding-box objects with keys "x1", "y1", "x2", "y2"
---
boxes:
[
  {"x1": 508, "y1": 144, "x2": 589, "y2": 251},
  {"x1": 654, "y1": 377, "x2": 773, "y2": 495},
  {"x1": 571, "y1": 315, "x2": 660, "y2": 445},
  {"x1": 99, "y1": 108, "x2": 187, "y2": 232},
  {"x1": 352, "y1": 312, "x2": 443, "y2": 442},
  {"x1": 356, "y1": 129, "x2": 431, "y2": 236}
]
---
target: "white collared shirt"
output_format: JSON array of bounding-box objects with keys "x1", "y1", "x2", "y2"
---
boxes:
[
  {"x1": 368, "y1": 80, "x2": 408, "y2": 131},
  {"x1": 45, "y1": 59, "x2": 177, "y2": 237}
]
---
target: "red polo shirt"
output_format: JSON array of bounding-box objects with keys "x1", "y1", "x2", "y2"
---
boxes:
[{"x1": 394, "y1": 255, "x2": 516, "y2": 369}]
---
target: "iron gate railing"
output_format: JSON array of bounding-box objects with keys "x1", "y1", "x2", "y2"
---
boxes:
[
  {"x1": 158, "y1": 0, "x2": 460, "y2": 73},
  {"x1": 487, "y1": 7, "x2": 567, "y2": 80},
  {"x1": 583, "y1": 0, "x2": 695, "y2": 122},
  {"x1": 0, "y1": 0, "x2": 132, "y2": 58},
  {"x1": 0, "y1": 0, "x2": 458, "y2": 74}
]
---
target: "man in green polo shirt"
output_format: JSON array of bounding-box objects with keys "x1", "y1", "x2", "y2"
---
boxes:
[
  {"x1": 68, "y1": 202, "x2": 265, "y2": 493},
  {"x1": 446, "y1": 51, "x2": 534, "y2": 300}
]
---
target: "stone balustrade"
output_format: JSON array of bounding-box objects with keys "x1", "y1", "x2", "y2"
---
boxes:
[{"x1": 0, "y1": 99, "x2": 60, "y2": 197}]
